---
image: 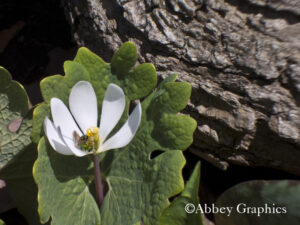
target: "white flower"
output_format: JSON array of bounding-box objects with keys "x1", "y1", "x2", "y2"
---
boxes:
[{"x1": 43, "y1": 81, "x2": 142, "y2": 157}]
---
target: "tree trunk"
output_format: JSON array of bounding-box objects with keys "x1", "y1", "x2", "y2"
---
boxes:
[{"x1": 63, "y1": 0, "x2": 300, "y2": 175}]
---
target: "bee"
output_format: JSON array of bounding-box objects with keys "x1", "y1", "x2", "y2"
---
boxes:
[{"x1": 73, "y1": 131, "x2": 93, "y2": 152}]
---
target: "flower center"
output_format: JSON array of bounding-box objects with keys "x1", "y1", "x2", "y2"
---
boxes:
[{"x1": 74, "y1": 127, "x2": 101, "y2": 153}]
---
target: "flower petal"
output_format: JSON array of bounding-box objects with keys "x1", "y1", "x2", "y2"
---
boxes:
[
  {"x1": 100, "y1": 102, "x2": 142, "y2": 152},
  {"x1": 44, "y1": 117, "x2": 73, "y2": 155},
  {"x1": 50, "y1": 98, "x2": 88, "y2": 157},
  {"x1": 69, "y1": 81, "x2": 98, "y2": 133},
  {"x1": 99, "y1": 83, "x2": 126, "y2": 142}
]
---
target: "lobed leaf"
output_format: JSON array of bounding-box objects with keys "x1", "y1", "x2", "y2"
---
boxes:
[
  {"x1": 32, "y1": 42, "x2": 196, "y2": 225},
  {"x1": 40, "y1": 61, "x2": 90, "y2": 104},
  {"x1": 0, "y1": 68, "x2": 39, "y2": 224},
  {"x1": 33, "y1": 137, "x2": 100, "y2": 225},
  {"x1": 110, "y1": 42, "x2": 138, "y2": 77},
  {"x1": 0, "y1": 67, "x2": 31, "y2": 171},
  {"x1": 158, "y1": 162, "x2": 204, "y2": 225},
  {"x1": 124, "y1": 63, "x2": 157, "y2": 100}
]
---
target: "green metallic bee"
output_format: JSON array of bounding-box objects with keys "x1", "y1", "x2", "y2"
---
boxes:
[
  {"x1": 73, "y1": 131, "x2": 93, "y2": 152},
  {"x1": 73, "y1": 127, "x2": 100, "y2": 152}
]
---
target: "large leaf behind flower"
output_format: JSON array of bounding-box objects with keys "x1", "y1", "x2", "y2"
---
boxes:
[
  {"x1": 33, "y1": 42, "x2": 196, "y2": 225},
  {"x1": 0, "y1": 68, "x2": 40, "y2": 224},
  {"x1": 0, "y1": 67, "x2": 31, "y2": 171}
]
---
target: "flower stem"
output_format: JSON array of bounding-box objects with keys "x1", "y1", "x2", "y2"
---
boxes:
[{"x1": 93, "y1": 154, "x2": 104, "y2": 209}]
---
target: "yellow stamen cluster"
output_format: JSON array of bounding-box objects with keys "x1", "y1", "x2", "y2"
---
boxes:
[
  {"x1": 86, "y1": 127, "x2": 101, "y2": 152},
  {"x1": 87, "y1": 127, "x2": 99, "y2": 138}
]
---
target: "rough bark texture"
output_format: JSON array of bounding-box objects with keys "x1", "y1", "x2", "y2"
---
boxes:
[{"x1": 63, "y1": 0, "x2": 300, "y2": 175}]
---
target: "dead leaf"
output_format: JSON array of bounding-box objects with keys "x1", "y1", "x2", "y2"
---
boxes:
[{"x1": 7, "y1": 117, "x2": 23, "y2": 132}]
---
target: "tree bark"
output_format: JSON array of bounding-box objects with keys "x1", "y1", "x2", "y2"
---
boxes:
[{"x1": 63, "y1": 0, "x2": 300, "y2": 175}]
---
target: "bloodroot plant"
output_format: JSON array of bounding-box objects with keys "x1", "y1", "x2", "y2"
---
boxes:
[
  {"x1": 0, "y1": 42, "x2": 203, "y2": 225},
  {"x1": 0, "y1": 41, "x2": 299, "y2": 225},
  {"x1": 44, "y1": 81, "x2": 141, "y2": 207}
]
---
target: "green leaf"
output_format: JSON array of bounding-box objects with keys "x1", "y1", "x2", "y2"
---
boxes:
[
  {"x1": 132, "y1": 222, "x2": 141, "y2": 225},
  {"x1": 124, "y1": 63, "x2": 157, "y2": 100},
  {"x1": 215, "y1": 180, "x2": 300, "y2": 225},
  {"x1": 0, "y1": 67, "x2": 31, "y2": 171},
  {"x1": 0, "y1": 142, "x2": 41, "y2": 225},
  {"x1": 40, "y1": 61, "x2": 90, "y2": 104},
  {"x1": 0, "y1": 67, "x2": 29, "y2": 114},
  {"x1": 0, "y1": 101, "x2": 40, "y2": 225},
  {"x1": 153, "y1": 114, "x2": 196, "y2": 150},
  {"x1": 157, "y1": 74, "x2": 177, "y2": 89},
  {"x1": 101, "y1": 150, "x2": 185, "y2": 225},
  {"x1": 182, "y1": 162, "x2": 201, "y2": 200},
  {"x1": 0, "y1": 219, "x2": 5, "y2": 225},
  {"x1": 31, "y1": 103, "x2": 50, "y2": 143},
  {"x1": 158, "y1": 162, "x2": 204, "y2": 225},
  {"x1": 33, "y1": 43, "x2": 196, "y2": 225},
  {"x1": 110, "y1": 42, "x2": 137, "y2": 77},
  {"x1": 74, "y1": 45, "x2": 156, "y2": 101},
  {"x1": 33, "y1": 137, "x2": 100, "y2": 225},
  {"x1": 149, "y1": 82, "x2": 191, "y2": 115}
]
